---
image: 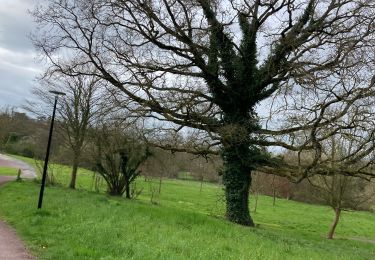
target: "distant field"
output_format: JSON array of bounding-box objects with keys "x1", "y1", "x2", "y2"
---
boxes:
[{"x1": 0, "y1": 155, "x2": 374, "y2": 259}]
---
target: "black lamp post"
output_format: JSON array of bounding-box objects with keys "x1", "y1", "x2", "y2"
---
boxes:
[{"x1": 37, "y1": 90, "x2": 66, "y2": 209}]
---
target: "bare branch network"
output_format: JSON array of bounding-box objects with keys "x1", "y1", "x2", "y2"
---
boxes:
[{"x1": 32, "y1": 0, "x2": 375, "y2": 182}]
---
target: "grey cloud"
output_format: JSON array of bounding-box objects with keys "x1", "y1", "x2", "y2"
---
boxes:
[
  {"x1": 0, "y1": 0, "x2": 35, "y2": 52},
  {"x1": 0, "y1": 66, "x2": 36, "y2": 107},
  {"x1": 0, "y1": 0, "x2": 40, "y2": 108}
]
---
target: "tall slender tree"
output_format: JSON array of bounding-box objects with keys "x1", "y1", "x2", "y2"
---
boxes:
[{"x1": 29, "y1": 73, "x2": 103, "y2": 189}]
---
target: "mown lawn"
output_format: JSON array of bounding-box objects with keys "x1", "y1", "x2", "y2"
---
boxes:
[{"x1": 0, "y1": 155, "x2": 374, "y2": 259}]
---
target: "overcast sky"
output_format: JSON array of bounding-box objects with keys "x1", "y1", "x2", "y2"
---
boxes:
[{"x1": 0, "y1": 0, "x2": 40, "y2": 109}]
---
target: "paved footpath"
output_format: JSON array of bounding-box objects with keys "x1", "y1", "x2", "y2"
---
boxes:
[
  {"x1": 0, "y1": 154, "x2": 37, "y2": 179},
  {"x1": 0, "y1": 154, "x2": 36, "y2": 260}
]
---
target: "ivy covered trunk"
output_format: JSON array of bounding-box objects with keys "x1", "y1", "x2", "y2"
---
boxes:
[{"x1": 222, "y1": 141, "x2": 255, "y2": 226}]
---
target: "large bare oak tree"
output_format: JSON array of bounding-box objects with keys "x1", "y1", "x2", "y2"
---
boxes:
[{"x1": 32, "y1": 0, "x2": 375, "y2": 225}]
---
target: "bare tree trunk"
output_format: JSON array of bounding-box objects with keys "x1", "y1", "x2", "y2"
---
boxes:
[
  {"x1": 272, "y1": 175, "x2": 276, "y2": 206},
  {"x1": 69, "y1": 154, "x2": 79, "y2": 189},
  {"x1": 254, "y1": 192, "x2": 259, "y2": 213},
  {"x1": 125, "y1": 179, "x2": 131, "y2": 199},
  {"x1": 158, "y1": 176, "x2": 162, "y2": 194},
  {"x1": 327, "y1": 207, "x2": 341, "y2": 239}
]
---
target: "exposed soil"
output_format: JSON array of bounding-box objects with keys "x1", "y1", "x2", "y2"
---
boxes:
[
  {"x1": 0, "y1": 175, "x2": 16, "y2": 185},
  {"x1": 0, "y1": 221, "x2": 36, "y2": 260}
]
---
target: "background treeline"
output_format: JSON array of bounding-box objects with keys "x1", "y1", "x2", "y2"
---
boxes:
[
  {"x1": 0, "y1": 107, "x2": 221, "y2": 180},
  {"x1": 1, "y1": 108, "x2": 374, "y2": 212},
  {"x1": 0, "y1": 108, "x2": 51, "y2": 159}
]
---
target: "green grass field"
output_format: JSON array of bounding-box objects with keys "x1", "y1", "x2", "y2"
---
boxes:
[
  {"x1": 0, "y1": 166, "x2": 18, "y2": 176},
  {"x1": 0, "y1": 155, "x2": 374, "y2": 259}
]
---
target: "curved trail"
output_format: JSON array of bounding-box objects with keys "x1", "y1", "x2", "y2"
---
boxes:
[
  {"x1": 0, "y1": 154, "x2": 37, "y2": 179},
  {"x1": 0, "y1": 154, "x2": 36, "y2": 259}
]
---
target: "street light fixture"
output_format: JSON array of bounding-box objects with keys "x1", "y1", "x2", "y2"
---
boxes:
[{"x1": 37, "y1": 90, "x2": 66, "y2": 209}]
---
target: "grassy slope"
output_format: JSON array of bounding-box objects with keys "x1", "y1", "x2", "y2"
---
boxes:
[
  {"x1": 10, "y1": 154, "x2": 96, "y2": 190},
  {"x1": 0, "y1": 155, "x2": 374, "y2": 259}
]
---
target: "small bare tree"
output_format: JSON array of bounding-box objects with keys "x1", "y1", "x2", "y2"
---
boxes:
[
  {"x1": 309, "y1": 136, "x2": 375, "y2": 239},
  {"x1": 27, "y1": 73, "x2": 103, "y2": 189},
  {"x1": 140, "y1": 148, "x2": 176, "y2": 194},
  {"x1": 92, "y1": 122, "x2": 150, "y2": 198},
  {"x1": 250, "y1": 172, "x2": 265, "y2": 213}
]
